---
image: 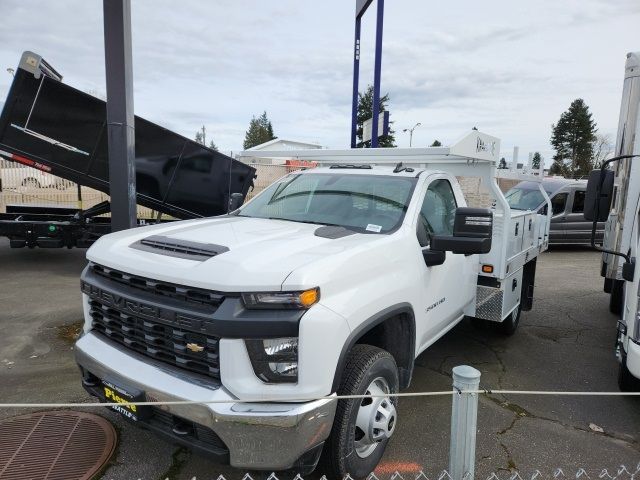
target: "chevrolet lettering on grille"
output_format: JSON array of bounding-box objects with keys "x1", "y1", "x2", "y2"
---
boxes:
[{"x1": 81, "y1": 281, "x2": 207, "y2": 331}]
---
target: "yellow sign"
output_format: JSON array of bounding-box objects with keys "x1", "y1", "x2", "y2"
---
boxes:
[{"x1": 104, "y1": 386, "x2": 137, "y2": 413}]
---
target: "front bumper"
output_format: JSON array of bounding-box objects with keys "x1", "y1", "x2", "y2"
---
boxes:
[{"x1": 75, "y1": 332, "x2": 337, "y2": 471}]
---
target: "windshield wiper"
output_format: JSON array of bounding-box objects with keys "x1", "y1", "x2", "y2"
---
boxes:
[{"x1": 266, "y1": 217, "x2": 357, "y2": 231}]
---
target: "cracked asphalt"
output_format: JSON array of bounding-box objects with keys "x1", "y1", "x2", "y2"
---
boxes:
[{"x1": 0, "y1": 239, "x2": 638, "y2": 479}]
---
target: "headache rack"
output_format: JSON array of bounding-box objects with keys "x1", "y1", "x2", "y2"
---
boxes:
[{"x1": 239, "y1": 130, "x2": 552, "y2": 283}]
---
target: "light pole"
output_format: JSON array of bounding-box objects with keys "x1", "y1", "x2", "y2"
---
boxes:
[
  {"x1": 403, "y1": 122, "x2": 421, "y2": 147},
  {"x1": 6, "y1": 68, "x2": 15, "y2": 77}
]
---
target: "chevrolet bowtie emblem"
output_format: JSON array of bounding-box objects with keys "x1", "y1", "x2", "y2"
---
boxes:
[{"x1": 186, "y1": 342, "x2": 205, "y2": 353}]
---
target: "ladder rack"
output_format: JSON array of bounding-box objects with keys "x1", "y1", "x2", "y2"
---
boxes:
[{"x1": 239, "y1": 130, "x2": 500, "y2": 166}]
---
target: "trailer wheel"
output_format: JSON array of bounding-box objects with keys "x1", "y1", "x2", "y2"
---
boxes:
[
  {"x1": 22, "y1": 177, "x2": 41, "y2": 188},
  {"x1": 609, "y1": 280, "x2": 624, "y2": 316},
  {"x1": 618, "y1": 356, "x2": 640, "y2": 392},
  {"x1": 321, "y1": 345, "x2": 398, "y2": 480},
  {"x1": 498, "y1": 303, "x2": 522, "y2": 336}
]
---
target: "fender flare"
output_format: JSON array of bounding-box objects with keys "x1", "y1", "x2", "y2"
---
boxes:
[{"x1": 331, "y1": 303, "x2": 416, "y2": 392}]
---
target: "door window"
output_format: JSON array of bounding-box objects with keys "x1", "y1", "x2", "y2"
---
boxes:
[
  {"x1": 572, "y1": 190, "x2": 585, "y2": 213},
  {"x1": 551, "y1": 193, "x2": 567, "y2": 216},
  {"x1": 417, "y1": 179, "x2": 457, "y2": 247}
]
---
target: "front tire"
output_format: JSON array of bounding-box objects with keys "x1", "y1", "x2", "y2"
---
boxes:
[
  {"x1": 618, "y1": 355, "x2": 640, "y2": 392},
  {"x1": 321, "y1": 345, "x2": 399, "y2": 480},
  {"x1": 609, "y1": 280, "x2": 624, "y2": 316}
]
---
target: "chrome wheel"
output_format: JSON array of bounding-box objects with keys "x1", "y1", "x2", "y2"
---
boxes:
[{"x1": 354, "y1": 377, "x2": 396, "y2": 458}]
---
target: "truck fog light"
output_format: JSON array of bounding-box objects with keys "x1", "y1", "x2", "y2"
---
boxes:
[
  {"x1": 245, "y1": 338, "x2": 299, "y2": 383},
  {"x1": 269, "y1": 362, "x2": 298, "y2": 377}
]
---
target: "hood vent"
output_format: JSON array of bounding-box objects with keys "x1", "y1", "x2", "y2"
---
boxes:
[{"x1": 131, "y1": 235, "x2": 229, "y2": 260}]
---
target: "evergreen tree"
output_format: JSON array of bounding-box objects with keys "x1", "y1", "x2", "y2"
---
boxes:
[
  {"x1": 194, "y1": 126, "x2": 219, "y2": 151},
  {"x1": 532, "y1": 152, "x2": 542, "y2": 170},
  {"x1": 498, "y1": 157, "x2": 507, "y2": 169},
  {"x1": 430, "y1": 140, "x2": 442, "y2": 147},
  {"x1": 243, "y1": 111, "x2": 277, "y2": 149},
  {"x1": 550, "y1": 99, "x2": 597, "y2": 177},
  {"x1": 357, "y1": 85, "x2": 396, "y2": 148}
]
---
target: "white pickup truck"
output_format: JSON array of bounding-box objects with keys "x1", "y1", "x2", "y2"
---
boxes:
[{"x1": 75, "y1": 131, "x2": 550, "y2": 478}]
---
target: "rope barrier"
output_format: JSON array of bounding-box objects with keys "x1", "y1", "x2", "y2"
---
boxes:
[{"x1": 1, "y1": 389, "x2": 639, "y2": 409}]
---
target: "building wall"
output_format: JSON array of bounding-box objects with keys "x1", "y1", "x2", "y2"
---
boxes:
[{"x1": 456, "y1": 176, "x2": 520, "y2": 208}]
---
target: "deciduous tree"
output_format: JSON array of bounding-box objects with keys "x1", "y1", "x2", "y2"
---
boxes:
[{"x1": 357, "y1": 85, "x2": 396, "y2": 148}]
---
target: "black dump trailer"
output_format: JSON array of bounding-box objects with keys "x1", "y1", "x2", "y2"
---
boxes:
[{"x1": 0, "y1": 51, "x2": 255, "y2": 248}]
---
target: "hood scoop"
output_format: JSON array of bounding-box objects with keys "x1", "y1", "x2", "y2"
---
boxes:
[
  {"x1": 131, "y1": 235, "x2": 229, "y2": 260},
  {"x1": 314, "y1": 226, "x2": 356, "y2": 239}
]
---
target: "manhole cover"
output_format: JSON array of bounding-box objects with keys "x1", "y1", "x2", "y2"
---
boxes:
[{"x1": 0, "y1": 411, "x2": 117, "y2": 480}]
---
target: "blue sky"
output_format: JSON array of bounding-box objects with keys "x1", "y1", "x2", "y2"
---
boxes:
[{"x1": 0, "y1": 0, "x2": 639, "y2": 165}]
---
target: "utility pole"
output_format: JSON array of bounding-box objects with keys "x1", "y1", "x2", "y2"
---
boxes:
[
  {"x1": 403, "y1": 122, "x2": 421, "y2": 147},
  {"x1": 351, "y1": 0, "x2": 385, "y2": 148},
  {"x1": 201, "y1": 125, "x2": 206, "y2": 146},
  {"x1": 370, "y1": 0, "x2": 385, "y2": 148},
  {"x1": 103, "y1": 0, "x2": 136, "y2": 231}
]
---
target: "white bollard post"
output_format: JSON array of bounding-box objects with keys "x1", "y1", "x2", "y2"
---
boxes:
[{"x1": 449, "y1": 365, "x2": 481, "y2": 480}]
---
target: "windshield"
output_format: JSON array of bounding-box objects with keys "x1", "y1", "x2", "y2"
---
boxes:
[
  {"x1": 505, "y1": 184, "x2": 554, "y2": 211},
  {"x1": 238, "y1": 173, "x2": 417, "y2": 233}
]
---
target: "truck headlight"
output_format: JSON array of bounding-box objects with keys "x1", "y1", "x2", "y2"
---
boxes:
[
  {"x1": 245, "y1": 338, "x2": 298, "y2": 383},
  {"x1": 241, "y1": 288, "x2": 319, "y2": 309}
]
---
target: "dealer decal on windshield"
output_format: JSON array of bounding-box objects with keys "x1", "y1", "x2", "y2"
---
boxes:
[{"x1": 366, "y1": 224, "x2": 382, "y2": 233}]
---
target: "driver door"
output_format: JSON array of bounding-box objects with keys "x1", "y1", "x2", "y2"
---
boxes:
[{"x1": 415, "y1": 176, "x2": 476, "y2": 350}]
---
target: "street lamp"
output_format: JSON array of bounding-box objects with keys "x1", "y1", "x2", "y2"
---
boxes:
[
  {"x1": 6, "y1": 68, "x2": 15, "y2": 77},
  {"x1": 402, "y1": 122, "x2": 421, "y2": 147}
]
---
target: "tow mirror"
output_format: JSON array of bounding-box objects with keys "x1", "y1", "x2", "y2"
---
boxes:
[
  {"x1": 422, "y1": 249, "x2": 446, "y2": 267},
  {"x1": 430, "y1": 207, "x2": 493, "y2": 255},
  {"x1": 584, "y1": 169, "x2": 614, "y2": 222},
  {"x1": 228, "y1": 192, "x2": 245, "y2": 212}
]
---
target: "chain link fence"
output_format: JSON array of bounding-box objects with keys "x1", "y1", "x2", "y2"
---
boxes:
[{"x1": 209, "y1": 465, "x2": 640, "y2": 480}]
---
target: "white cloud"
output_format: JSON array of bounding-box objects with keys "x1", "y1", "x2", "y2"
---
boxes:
[{"x1": 0, "y1": 0, "x2": 638, "y2": 164}]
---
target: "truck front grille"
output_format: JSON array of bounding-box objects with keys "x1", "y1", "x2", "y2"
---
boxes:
[
  {"x1": 90, "y1": 263, "x2": 225, "y2": 309},
  {"x1": 85, "y1": 264, "x2": 223, "y2": 379}
]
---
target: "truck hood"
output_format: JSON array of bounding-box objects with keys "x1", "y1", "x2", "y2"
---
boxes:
[{"x1": 87, "y1": 216, "x2": 375, "y2": 291}]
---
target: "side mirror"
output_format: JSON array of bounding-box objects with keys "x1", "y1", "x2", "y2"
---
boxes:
[
  {"x1": 228, "y1": 192, "x2": 245, "y2": 212},
  {"x1": 430, "y1": 207, "x2": 493, "y2": 254},
  {"x1": 584, "y1": 169, "x2": 614, "y2": 222},
  {"x1": 422, "y1": 249, "x2": 446, "y2": 267}
]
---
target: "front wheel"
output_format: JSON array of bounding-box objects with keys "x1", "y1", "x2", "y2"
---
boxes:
[
  {"x1": 609, "y1": 280, "x2": 624, "y2": 316},
  {"x1": 618, "y1": 356, "x2": 640, "y2": 392},
  {"x1": 321, "y1": 345, "x2": 399, "y2": 480}
]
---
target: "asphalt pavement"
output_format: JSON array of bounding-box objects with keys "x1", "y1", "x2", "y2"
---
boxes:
[{"x1": 0, "y1": 239, "x2": 638, "y2": 480}]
